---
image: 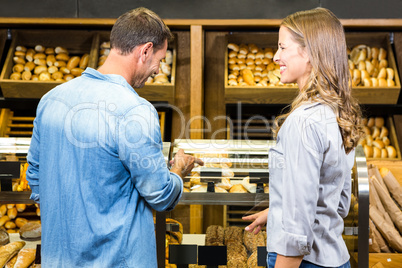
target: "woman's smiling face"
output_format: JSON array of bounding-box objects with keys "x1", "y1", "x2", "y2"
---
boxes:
[{"x1": 273, "y1": 26, "x2": 312, "y2": 89}]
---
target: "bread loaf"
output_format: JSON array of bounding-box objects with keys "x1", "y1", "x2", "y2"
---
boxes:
[
  {"x1": 224, "y1": 226, "x2": 243, "y2": 245},
  {"x1": 19, "y1": 222, "x2": 41, "y2": 241},
  {"x1": 205, "y1": 225, "x2": 224, "y2": 246},
  {"x1": 0, "y1": 227, "x2": 9, "y2": 245},
  {"x1": 244, "y1": 230, "x2": 266, "y2": 253},
  {"x1": 0, "y1": 241, "x2": 26, "y2": 267}
]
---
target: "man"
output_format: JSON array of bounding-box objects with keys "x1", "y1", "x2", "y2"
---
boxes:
[{"x1": 26, "y1": 7, "x2": 202, "y2": 267}]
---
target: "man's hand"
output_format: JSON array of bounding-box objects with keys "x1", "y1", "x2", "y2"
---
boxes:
[{"x1": 170, "y1": 149, "x2": 204, "y2": 179}]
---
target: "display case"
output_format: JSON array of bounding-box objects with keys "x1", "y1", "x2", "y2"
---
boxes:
[{"x1": 161, "y1": 140, "x2": 369, "y2": 268}]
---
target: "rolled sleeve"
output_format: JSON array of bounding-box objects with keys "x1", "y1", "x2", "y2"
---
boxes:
[
  {"x1": 118, "y1": 104, "x2": 183, "y2": 212},
  {"x1": 279, "y1": 113, "x2": 325, "y2": 256}
]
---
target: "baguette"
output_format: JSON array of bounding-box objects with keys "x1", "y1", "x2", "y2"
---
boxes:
[
  {"x1": 14, "y1": 248, "x2": 36, "y2": 268},
  {"x1": 372, "y1": 177, "x2": 402, "y2": 233},
  {"x1": 4, "y1": 254, "x2": 17, "y2": 268},
  {"x1": 370, "y1": 205, "x2": 402, "y2": 252},
  {"x1": 380, "y1": 168, "x2": 402, "y2": 207},
  {"x1": 0, "y1": 241, "x2": 26, "y2": 267}
]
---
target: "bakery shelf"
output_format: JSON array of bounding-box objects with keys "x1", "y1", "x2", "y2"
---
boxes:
[
  {"x1": 224, "y1": 32, "x2": 401, "y2": 105},
  {"x1": 0, "y1": 29, "x2": 98, "y2": 99},
  {"x1": 364, "y1": 116, "x2": 401, "y2": 161},
  {"x1": 346, "y1": 32, "x2": 401, "y2": 104},
  {"x1": 224, "y1": 32, "x2": 299, "y2": 104},
  {"x1": 0, "y1": 191, "x2": 33, "y2": 204}
]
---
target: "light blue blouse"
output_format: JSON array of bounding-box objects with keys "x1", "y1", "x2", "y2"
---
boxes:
[
  {"x1": 267, "y1": 102, "x2": 355, "y2": 266},
  {"x1": 26, "y1": 68, "x2": 183, "y2": 268}
]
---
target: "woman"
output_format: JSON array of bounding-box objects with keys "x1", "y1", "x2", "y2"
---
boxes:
[{"x1": 243, "y1": 7, "x2": 363, "y2": 268}]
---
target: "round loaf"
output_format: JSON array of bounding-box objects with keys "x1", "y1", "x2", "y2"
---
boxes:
[
  {"x1": 19, "y1": 222, "x2": 41, "y2": 241},
  {"x1": 205, "y1": 225, "x2": 224, "y2": 246},
  {"x1": 224, "y1": 226, "x2": 243, "y2": 245}
]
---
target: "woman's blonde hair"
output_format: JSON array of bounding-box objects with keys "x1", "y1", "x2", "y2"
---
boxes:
[{"x1": 273, "y1": 7, "x2": 363, "y2": 154}]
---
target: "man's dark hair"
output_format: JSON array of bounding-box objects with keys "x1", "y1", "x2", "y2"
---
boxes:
[{"x1": 110, "y1": 7, "x2": 173, "y2": 55}]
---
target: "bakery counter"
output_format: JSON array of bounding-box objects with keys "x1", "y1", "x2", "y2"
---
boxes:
[{"x1": 179, "y1": 192, "x2": 268, "y2": 206}]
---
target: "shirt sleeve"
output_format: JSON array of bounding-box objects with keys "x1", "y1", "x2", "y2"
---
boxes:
[
  {"x1": 26, "y1": 117, "x2": 41, "y2": 203},
  {"x1": 279, "y1": 113, "x2": 326, "y2": 256},
  {"x1": 117, "y1": 104, "x2": 182, "y2": 212}
]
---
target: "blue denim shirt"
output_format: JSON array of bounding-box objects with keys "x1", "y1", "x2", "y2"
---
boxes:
[
  {"x1": 267, "y1": 102, "x2": 354, "y2": 267},
  {"x1": 26, "y1": 68, "x2": 183, "y2": 268}
]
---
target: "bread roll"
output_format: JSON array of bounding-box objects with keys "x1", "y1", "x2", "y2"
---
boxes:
[
  {"x1": 7, "y1": 208, "x2": 17, "y2": 220},
  {"x1": 386, "y1": 146, "x2": 397, "y2": 158},
  {"x1": 34, "y1": 45, "x2": 45, "y2": 53},
  {"x1": 0, "y1": 241, "x2": 26, "y2": 267},
  {"x1": 64, "y1": 74, "x2": 74, "y2": 82},
  {"x1": 387, "y1": 79, "x2": 395, "y2": 87},
  {"x1": 364, "y1": 145, "x2": 373, "y2": 158},
  {"x1": 33, "y1": 65, "x2": 47, "y2": 75},
  {"x1": 25, "y1": 49, "x2": 35, "y2": 62},
  {"x1": 23, "y1": 62, "x2": 35, "y2": 72},
  {"x1": 378, "y1": 78, "x2": 387, "y2": 87},
  {"x1": 55, "y1": 46, "x2": 68, "y2": 54},
  {"x1": 227, "y1": 43, "x2": 240, "y2": 52},
  {"x1": 71, "y1": 68, "x2": 84, "y2": 77},
  {"x1": 372, "y1": 140, "x2": 385, "y2": 149},
  {"x1": 242, "y1": 68, "x2": 255, "y2": 86},
  {"x1": 66, "y1": 56, "x2": 80, "y2": 70},
  {"x1": 15, "y1": 218, "x2": 28, "y2": 228},
  {"x1": 54, "y1": 60, "x2": 67, "y2": 67},
  {"x1": 378, "y1": 48, "x2": 387, "y2": 60},
  {"x1": 14, "y1": 50, "x2": 26, "y2": 57},
  {"x1": 39, "y1": 72, "x2": 51, "y2": 81},
  {"x1": 381, "y1": 148, "x2": 388, "y2": 158},
  {"x1": 15, "y1": 46, "x2": 27, "y2": 52},
  {"x1": 45, "y1": 47, "x2": 55, "y2": 55},
  {"x1": 10, "y1": 72, "x2": 21, "y2": 80},
  {"x1": 371, "y1": 127, "x2": 380, "y2": 139},
  {"x1": 382, "y1": 136, "x2": 391, "y2": 146},
  {"x1": 46, "y1": 54, "x2": 56, "y2": 66},
  {"x1": 55, "y1": 53, "x2": 70, "y2": 61},
  {"x1": 21, "y1": 71, "x2": 32, "y2": 81},
  {"x1": 373, "y1": 147, "x2": 381, "y2": 158}
]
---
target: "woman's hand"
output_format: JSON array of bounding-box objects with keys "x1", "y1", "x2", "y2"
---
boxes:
[{"x1": 242, "y1": 208, "x2": 269, "y2": 234}]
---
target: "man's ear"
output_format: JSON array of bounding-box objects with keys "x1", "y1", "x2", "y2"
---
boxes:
[{"x1": 140, "y1": 42, "x2": 154, "y2": 62}]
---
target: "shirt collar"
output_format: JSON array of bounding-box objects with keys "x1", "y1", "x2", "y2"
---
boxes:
[{"x1": 81, "y1": 67, "x2": 138, "y2": 96}]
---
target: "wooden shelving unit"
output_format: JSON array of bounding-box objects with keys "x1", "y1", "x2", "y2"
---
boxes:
[{"x1": 0, "y1": 17, "x2": 402, "y2": 268}]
